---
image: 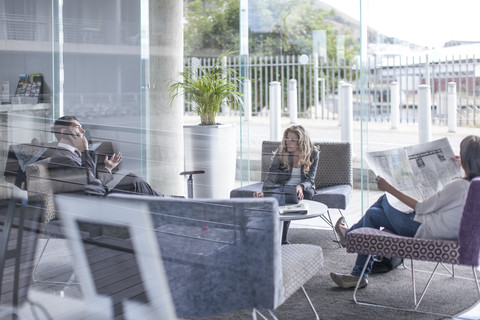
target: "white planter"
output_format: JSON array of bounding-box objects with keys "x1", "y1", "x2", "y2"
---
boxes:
[{"x1": 183, "y1": 124, "x2": 236, "y2": 199}]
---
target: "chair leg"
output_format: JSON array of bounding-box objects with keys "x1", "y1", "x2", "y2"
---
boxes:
[
  {"x1": 403, "y1": 259, "x2": 460, "y2": 279},
  {"x1": 251, "y1": 286, "x2": 319, "y2": 320},
  {"x1": 473, "y1": 266, "x2": 480, "y2": 298},
  {"x1": 415, "y1": 262, "x2": 440, "y2": 309},
  {"x1": 301, "y1": 285, "x2": 320, "y2": 320},
  {"x1": 252, "y1": 308, "x2": 270, "y2": 320},
  {"x1": 319, "y1": 210, "x2": 343, "y2": 248},
  {"x1": 353, "y1": 256, "x2": 454, "y2": 317},
  {"x1": 32, "y1": 237, "x2": 50, "y2": 283},
  {"x1": 32, "y1": 237, "x2": 78, "y2": 286}
]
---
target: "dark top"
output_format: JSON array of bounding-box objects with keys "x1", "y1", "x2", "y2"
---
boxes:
[
  {"x1": 48, "y1": 148, "x2": 113, "y2": 196},
  {"x1": 262, "y1": 148, "x2": 319, "y2": 194}
]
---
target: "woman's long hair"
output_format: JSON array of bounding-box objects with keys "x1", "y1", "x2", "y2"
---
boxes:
[
  {"x1": 460, "y1": 135, "x2": 480, "y2": 180},
  {"x1": 277, "y1": 125, "x2": 317, "y2": 174}
]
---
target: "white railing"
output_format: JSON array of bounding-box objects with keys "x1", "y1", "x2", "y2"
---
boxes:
[{"x1": 185, "y1": 54, "x2": 480, "y2": 127}]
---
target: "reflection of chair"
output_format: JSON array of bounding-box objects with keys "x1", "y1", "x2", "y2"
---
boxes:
[
  {"x1": 346, "y1": 177, "x2": 480, "y2": 317},
  {"x1": 57, "y1": 194, "x2": 177, "y2": 320},
  {"x1": 0, "y1": 198, "x2": 41, "y2": 318},
  {"x1": 25, "y1": 158, "x2": 92, "y2": 285},
  {"x1": 55, "y1": 194, "x2": 323, "y2": 319},
  {"x1": 231, "y1": 141, "x2": 352, "y2": 241}
]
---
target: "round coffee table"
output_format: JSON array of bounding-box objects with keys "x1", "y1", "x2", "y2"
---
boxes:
[
  {"x1": 279, "y1": 199, "x2": 327, "y2": 222},
  {"x1": 278, "y1": 200, "x2": 329, "y2": 244}
]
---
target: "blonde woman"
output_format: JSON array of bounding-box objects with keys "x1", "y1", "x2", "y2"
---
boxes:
[{"x1": 254, "y1": 125, "x2": 319, "y2": 244}]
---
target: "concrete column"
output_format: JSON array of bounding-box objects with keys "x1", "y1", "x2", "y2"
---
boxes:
[
  {"x1": 269, "y1": 81, "x2": 282, "y2": 141},
  {"x1": 340, "y1": 83, "x2": 353, "y2": 144},
  {"x1": 447, "y1": 82, "x2": 457, "y2": 133},
  {"x1": 418, "y1": 84, "x2": 432, "y2": 144},
  {"x1": 244, "y1": 79, "x2": 252, "y2": 121},
  {"x1": 288, "y1": 79, "x2": 297, "y2": 124},
  {"x1": 338, "y1": 80, "x2": 345, "y2": 126},
  {"x1": 390, "y1": 81, "x2": 400, "y2": 129},
  {"x1": 147, "y1": 0, "x2": 184, "y2": 196},
  {"x1": 313, "y1": 53, "x2": 319, "y2": 119}
]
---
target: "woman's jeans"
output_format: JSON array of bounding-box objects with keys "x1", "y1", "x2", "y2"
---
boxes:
[{"x1": 345, "y1": 194, "x2": 421, "y2": 278}]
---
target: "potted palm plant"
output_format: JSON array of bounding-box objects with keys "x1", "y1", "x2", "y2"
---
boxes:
[
  {"x1": 168, "y1": 50, "x2": 244, "y2": 125},
  {"x1": 169, "y1": 51, "x2": 246, "y2": 198}
]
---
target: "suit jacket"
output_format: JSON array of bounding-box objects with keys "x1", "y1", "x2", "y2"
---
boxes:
[
  {"x1": 48, "y1": 147, "x2": 113, "y2": 196},
  {"x1": 262, "y1": 148, "x2": 319, "y2": 194}
]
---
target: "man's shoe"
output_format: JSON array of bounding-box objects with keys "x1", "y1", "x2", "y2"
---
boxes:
[
  {"x1": 334, "y1": 217, "x2": 347, "y2": 247},
  {"x1": 330, "y1": 272, "x2": 368, "y2": 289}
]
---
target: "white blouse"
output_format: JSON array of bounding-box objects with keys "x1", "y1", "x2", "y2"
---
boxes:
[
  {"x1": 414, "y1": 178, "x2": 471, "y2": 240},
  {"x1": 286, "y1": 167, "x2": 302, "y2": 186}
]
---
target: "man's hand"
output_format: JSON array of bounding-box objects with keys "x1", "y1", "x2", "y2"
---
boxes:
[
  {"x1": 79, "y1": 135, "x2": 89, "y2": 151},
  {"x1": 104, "y1": 152, "x2": 122, "y2": 172}
]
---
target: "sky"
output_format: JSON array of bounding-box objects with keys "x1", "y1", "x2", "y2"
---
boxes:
[{"x1": 320, "y1": 0, "x2": 480, "y2": 48}]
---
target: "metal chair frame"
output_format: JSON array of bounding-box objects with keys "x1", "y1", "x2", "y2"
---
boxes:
[
  {"x1": 252, "y1": 286, "x2": 319, "y2": 320},
  {"x1": 353, "y1": 253, "x2": 480, "y2": 317}
]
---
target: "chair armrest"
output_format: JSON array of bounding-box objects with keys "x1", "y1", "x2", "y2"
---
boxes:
[
  {"x1": 230, "y1": 182, "x2": 263, "y2": 198},
  {"x1": 313, "y1": 184, "x2": 352, "y2": 209}
]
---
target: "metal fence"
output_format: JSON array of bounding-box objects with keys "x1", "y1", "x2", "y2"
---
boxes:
[{"x1": 185, "y1": 54, "x2": 480, "y2": 127}]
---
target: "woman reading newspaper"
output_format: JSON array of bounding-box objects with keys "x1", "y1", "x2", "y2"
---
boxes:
[{"x1": 330, "y1": 135, "x2": 480, "y2": 289}]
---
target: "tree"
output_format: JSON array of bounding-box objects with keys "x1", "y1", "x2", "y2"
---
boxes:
[
  {"x1": 184, "y1": 0, "x2": 240, "y2": 56},
  {"x1": 184, "y1": 0, "x2": 360, "y2": 62}
]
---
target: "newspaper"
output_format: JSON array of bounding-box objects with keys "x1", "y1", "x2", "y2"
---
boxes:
[
  {"x1": 279, "y1": 202, "x2": 309, "y2": 215},
  {"x1": 366, "y1": 138, "x2": 462, "y2": 212}
]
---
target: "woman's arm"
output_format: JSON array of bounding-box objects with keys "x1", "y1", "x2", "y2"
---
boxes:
[
  {"x1": 299, "y1": 148, "x2": 319, "y2": 191},
  {"x1": 376, "y1": 176, "x2": 418, "y2": 210},
  {"x1": 263, "y1": 153, "x2": 284, "y2": 187}
]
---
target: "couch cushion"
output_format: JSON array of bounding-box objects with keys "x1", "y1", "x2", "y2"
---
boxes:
[
  {"x1": 312, "y1": 184, "x2": 352, "y2": 210},
  {"x1": 281, "y1": 244, "x2": 323, "y2": 299},
  {"x1": 229, "y1": 182, "x2": 263, "y2": 198}
]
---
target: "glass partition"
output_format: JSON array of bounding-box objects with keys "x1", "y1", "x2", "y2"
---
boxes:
[
  {"x1": 3, "y1": 0, "x2": 476, "y2": 208},
  {"x1": 0, "y1": 0, "x2": 149, "y2": 200}
]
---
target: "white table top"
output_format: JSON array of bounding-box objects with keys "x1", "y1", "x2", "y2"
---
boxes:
[{"x1": 279, "y1": 199, "x2": 328, "y2": 221}]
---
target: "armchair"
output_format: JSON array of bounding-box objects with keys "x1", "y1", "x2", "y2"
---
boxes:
[
  {"x1": 54, "y1": 194, "x2": 324, "y2": 319},
  {"x1": 0, "y1": 199, "x2": 41, "y2": 317},
  {"x1": 231, "y1": 141, "x2": 352, "y2": 242},
  {"x1": 345, "y1": 176, "x2": 480, "y2": 316}
]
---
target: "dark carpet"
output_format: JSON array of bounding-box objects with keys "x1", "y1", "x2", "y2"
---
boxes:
[{"x1": 199, "y1": 228, "x2": 480, "y2": 320}]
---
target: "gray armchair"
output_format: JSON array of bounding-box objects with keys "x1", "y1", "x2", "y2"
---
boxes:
[
  {"x1": 55, "y1": 195, "x2": 324, "y2": 319},
  {"x1": 231, "y1": 141, "x2": 352, "y2": 240},
  {"x1": 25, "y1": 158, "x2": 96, "y2": 285}
]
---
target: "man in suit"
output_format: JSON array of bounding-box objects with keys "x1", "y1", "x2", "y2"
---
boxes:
[{"x1": 48, "y1": 115, "x2": 164, "y2": 197}]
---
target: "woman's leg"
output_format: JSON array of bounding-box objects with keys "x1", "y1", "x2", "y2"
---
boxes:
[
  {"x1": 347, "y1": 194, "x2": 420, "y2": 277},
  {"x1": 347, "y1": 196, "x2": 390, "y2": 278},
  {"x1": 282, "y1": 187, "x2": 314, "y2": 245}
]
